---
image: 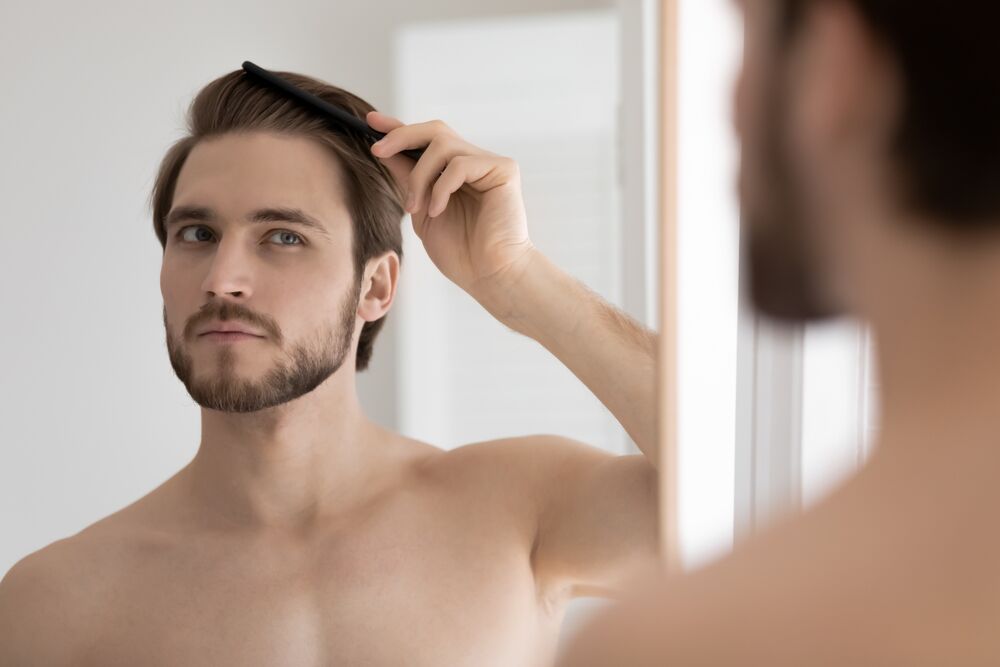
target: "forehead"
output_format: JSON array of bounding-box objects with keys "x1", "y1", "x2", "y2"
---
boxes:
[{"x1": 173, "y1": 131, "x2": 349, "y2": 219}]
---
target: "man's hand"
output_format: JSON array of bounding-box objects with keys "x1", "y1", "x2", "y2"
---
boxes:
[{"x1": 366, "y1": 111, "x2": 535, "y2": 307}]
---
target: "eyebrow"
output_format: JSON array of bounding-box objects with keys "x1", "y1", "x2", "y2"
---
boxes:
[{"x1": 164, "y1": 205, "x2": 331, "y2": 239}]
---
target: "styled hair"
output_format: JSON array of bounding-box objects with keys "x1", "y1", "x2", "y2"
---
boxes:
[
  {"x1": 149, "y1": 69, "x2": 405, "y2": 371},
  {"x1": 779, "y1": 1, "x2": 1000, "y2": 226}
]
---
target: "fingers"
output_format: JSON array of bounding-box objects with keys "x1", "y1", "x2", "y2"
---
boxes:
[
  {"x1": 427, "y1": 155, "x2": 495, "y2": 218},
  {"x1": 405, "y1": 134, "x2": 462, "y2": 214},
  {"x1": 369, "y1": 117, "x2": 457, "y2": 211},
  {"x1": 365, "y1": 110, "x2": 405, "y2": 133},
  {"x1": 366, "y1": 112, "x2": 415, "y2": 196},
  {"x1": 371, "y1": 118, "x2": 455, "y2": 157},
  {"x1": 366, "y1": 115, "x2": 516, "y2": 219}
]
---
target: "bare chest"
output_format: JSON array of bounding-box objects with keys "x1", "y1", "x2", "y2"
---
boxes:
[{"x1": 77, "y1": 496, "x2": 556, "y2": 666}]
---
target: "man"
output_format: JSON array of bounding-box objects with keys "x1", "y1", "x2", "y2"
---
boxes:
[
  {"x1": 0, "y1": 70, "x2": 658, "y2": 665},
  {"x1": 558, "y1": 0, "x2": 1000, "y2": 664}
]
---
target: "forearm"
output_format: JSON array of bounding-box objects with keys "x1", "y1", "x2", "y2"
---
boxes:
[{"x1": 476, "y1": 248, "x2": 659, "y2": 465}]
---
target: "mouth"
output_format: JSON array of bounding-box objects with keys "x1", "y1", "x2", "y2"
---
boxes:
[{"x1": 198, "y1": 332, "x2": 264, "y2": 343}]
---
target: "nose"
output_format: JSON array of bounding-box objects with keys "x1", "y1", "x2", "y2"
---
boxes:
[{"x1": 200, "y1": 236, "x2": 254, "y2": 299}]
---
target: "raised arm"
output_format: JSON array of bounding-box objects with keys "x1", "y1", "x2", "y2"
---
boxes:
[
  {"x1": 366, "y1": 111, "x2": 658, "y2": 464},
  {"x1": 477, "y1": 247, "x2": 658, "y2": 463},
  {"x1": 367, "y1": 111, "x2": 661, "y2": 593}
]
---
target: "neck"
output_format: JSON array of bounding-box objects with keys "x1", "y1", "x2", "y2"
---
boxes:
[
  {"x1": 181, "y1": 371, "x2": 392, "y2": 531},
  {"x1": 866, "y1": 225, "x2": 1000, "y2": 456}
]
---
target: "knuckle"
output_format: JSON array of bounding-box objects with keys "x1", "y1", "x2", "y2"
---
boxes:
[
  {"x1": 430, "y1": 119, "x2": 455, "y2": 135},
  {"x1": 430, "y1": 133, "x2": 458, "y2": 154},
  {"x1": 426, "y1": 134, "x2": 447, "y2": 152}
]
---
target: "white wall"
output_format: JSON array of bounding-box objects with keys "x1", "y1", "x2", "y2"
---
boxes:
[{"x1": 0, "y1": 0, "x2": 610, "y2": 576}]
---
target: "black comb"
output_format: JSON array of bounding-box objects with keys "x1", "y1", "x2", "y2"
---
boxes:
[{"x1": 241, "y1": 61, "x2": 425, "y2": 162}]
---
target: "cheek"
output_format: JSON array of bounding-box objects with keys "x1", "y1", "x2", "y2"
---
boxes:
[
  {"x1": 736, "y1": 8, "x2": 767, "y2": 136},
  {"x1": 159, "y1": 261, "x2": 198, "y2": 326},
  {"x1": 733, "y1": 20, "x2": 762, "y2": 141},
  {"x1": 159, "y1": 264, "x2": 172, "y2": 303},
  {"x1": 786, "y1": 61, "x2": 829, "y2": 188},
  {"x1": 736, "y1": 63, "x2": 771, "y2": 218},
  {"x1": 733, "y1": 64, "x2": 747, "y2": 143},
  {"x1": 735, "y1": 38, "x2": 771, "y2": 158},
  {"x1": 159, "y1": 264, "x2": 174, "y2": 309},
  {"x1": 160, "y1": 262, "x2": 184, "y2": 307}
]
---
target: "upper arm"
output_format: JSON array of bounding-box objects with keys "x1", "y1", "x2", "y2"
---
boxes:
[{"x1": 525, "y1": 436, "x2": 660, "y2": 598}]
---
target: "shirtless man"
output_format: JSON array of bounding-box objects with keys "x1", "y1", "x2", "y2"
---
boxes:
[
  {"x1": 0, "y1": 71, "x2": 657, "y2": 665},
  {"x1": 559, "y1": 1, "x2": 1000, "y2": 664}
]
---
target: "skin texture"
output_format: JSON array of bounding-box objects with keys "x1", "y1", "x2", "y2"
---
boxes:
[
  {"x1": 556, "y1": 1, "x2": 1000, "y2": 664},
  {"x1": 0, "y1": 119, "x2": 659, "y2": 663}
]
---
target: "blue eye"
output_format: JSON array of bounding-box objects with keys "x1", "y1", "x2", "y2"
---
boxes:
[
  {"x1": 178, "y1": 226, "x2": 215, "y2": 243},
  {"x1": 266, "y1": 230, "x2": 304, "y2": 246},
  {"x1": 176, "y1": 225, "x2": 304, "y2": 247}
]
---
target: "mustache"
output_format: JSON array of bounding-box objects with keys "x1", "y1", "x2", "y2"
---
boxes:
[{"x1": 174, "y1": 302, "x2": 284, "y2": 344}]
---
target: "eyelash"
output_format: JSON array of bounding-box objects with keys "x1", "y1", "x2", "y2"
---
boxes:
[{"x1": 174, "y1": 225, "x2": 306, "y2": 247}]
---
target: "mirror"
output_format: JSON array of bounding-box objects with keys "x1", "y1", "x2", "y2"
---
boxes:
[{"x1": 0, "y1": 0, "x2": 666, "y2": 664}]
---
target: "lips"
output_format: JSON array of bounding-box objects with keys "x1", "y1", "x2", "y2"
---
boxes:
[{"x1": 197, "y1": 322, "x2": 264, "y2": 337}]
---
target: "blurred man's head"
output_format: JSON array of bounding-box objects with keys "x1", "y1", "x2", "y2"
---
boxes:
[
  {"x1": 151, "y1": 70, "x2": 405, "y2": 413},
  {"x1": 735, "y1": 1, "x2": 1000, "y2": 321}
]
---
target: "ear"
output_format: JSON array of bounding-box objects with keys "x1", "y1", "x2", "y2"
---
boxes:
[
  {"x1": 356, "y1": 251, "x2": 400, "y2": 323},
  {"x1": 789, "y1": 0, "x2": 899, "y2": 159}
]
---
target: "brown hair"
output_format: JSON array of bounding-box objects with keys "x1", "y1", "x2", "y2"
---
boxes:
[{"x1": 149, "y1": 69, "x2": 405, "y2": 371}]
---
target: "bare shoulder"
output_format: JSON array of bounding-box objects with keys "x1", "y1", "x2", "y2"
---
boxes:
[
  {"x1": 0, "y1": 524, "x2": 119, "y2": 664},
  {"x1": 416, "y1": 433, "x2": 636, "y2": 514},
  {"x1": 0, "y1": 497, "x2": 165, "y2": 665},
  {"x1": 425, "y1": 433, "x2": 615, "y2": 482}
]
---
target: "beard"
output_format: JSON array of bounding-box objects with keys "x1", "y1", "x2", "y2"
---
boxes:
[
  {"x1": 741, "y1": 47, "x2": 843, "y2": 323},
  {"x1": 163, "y1": 281, "x2": 361, "y2": 413}
]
